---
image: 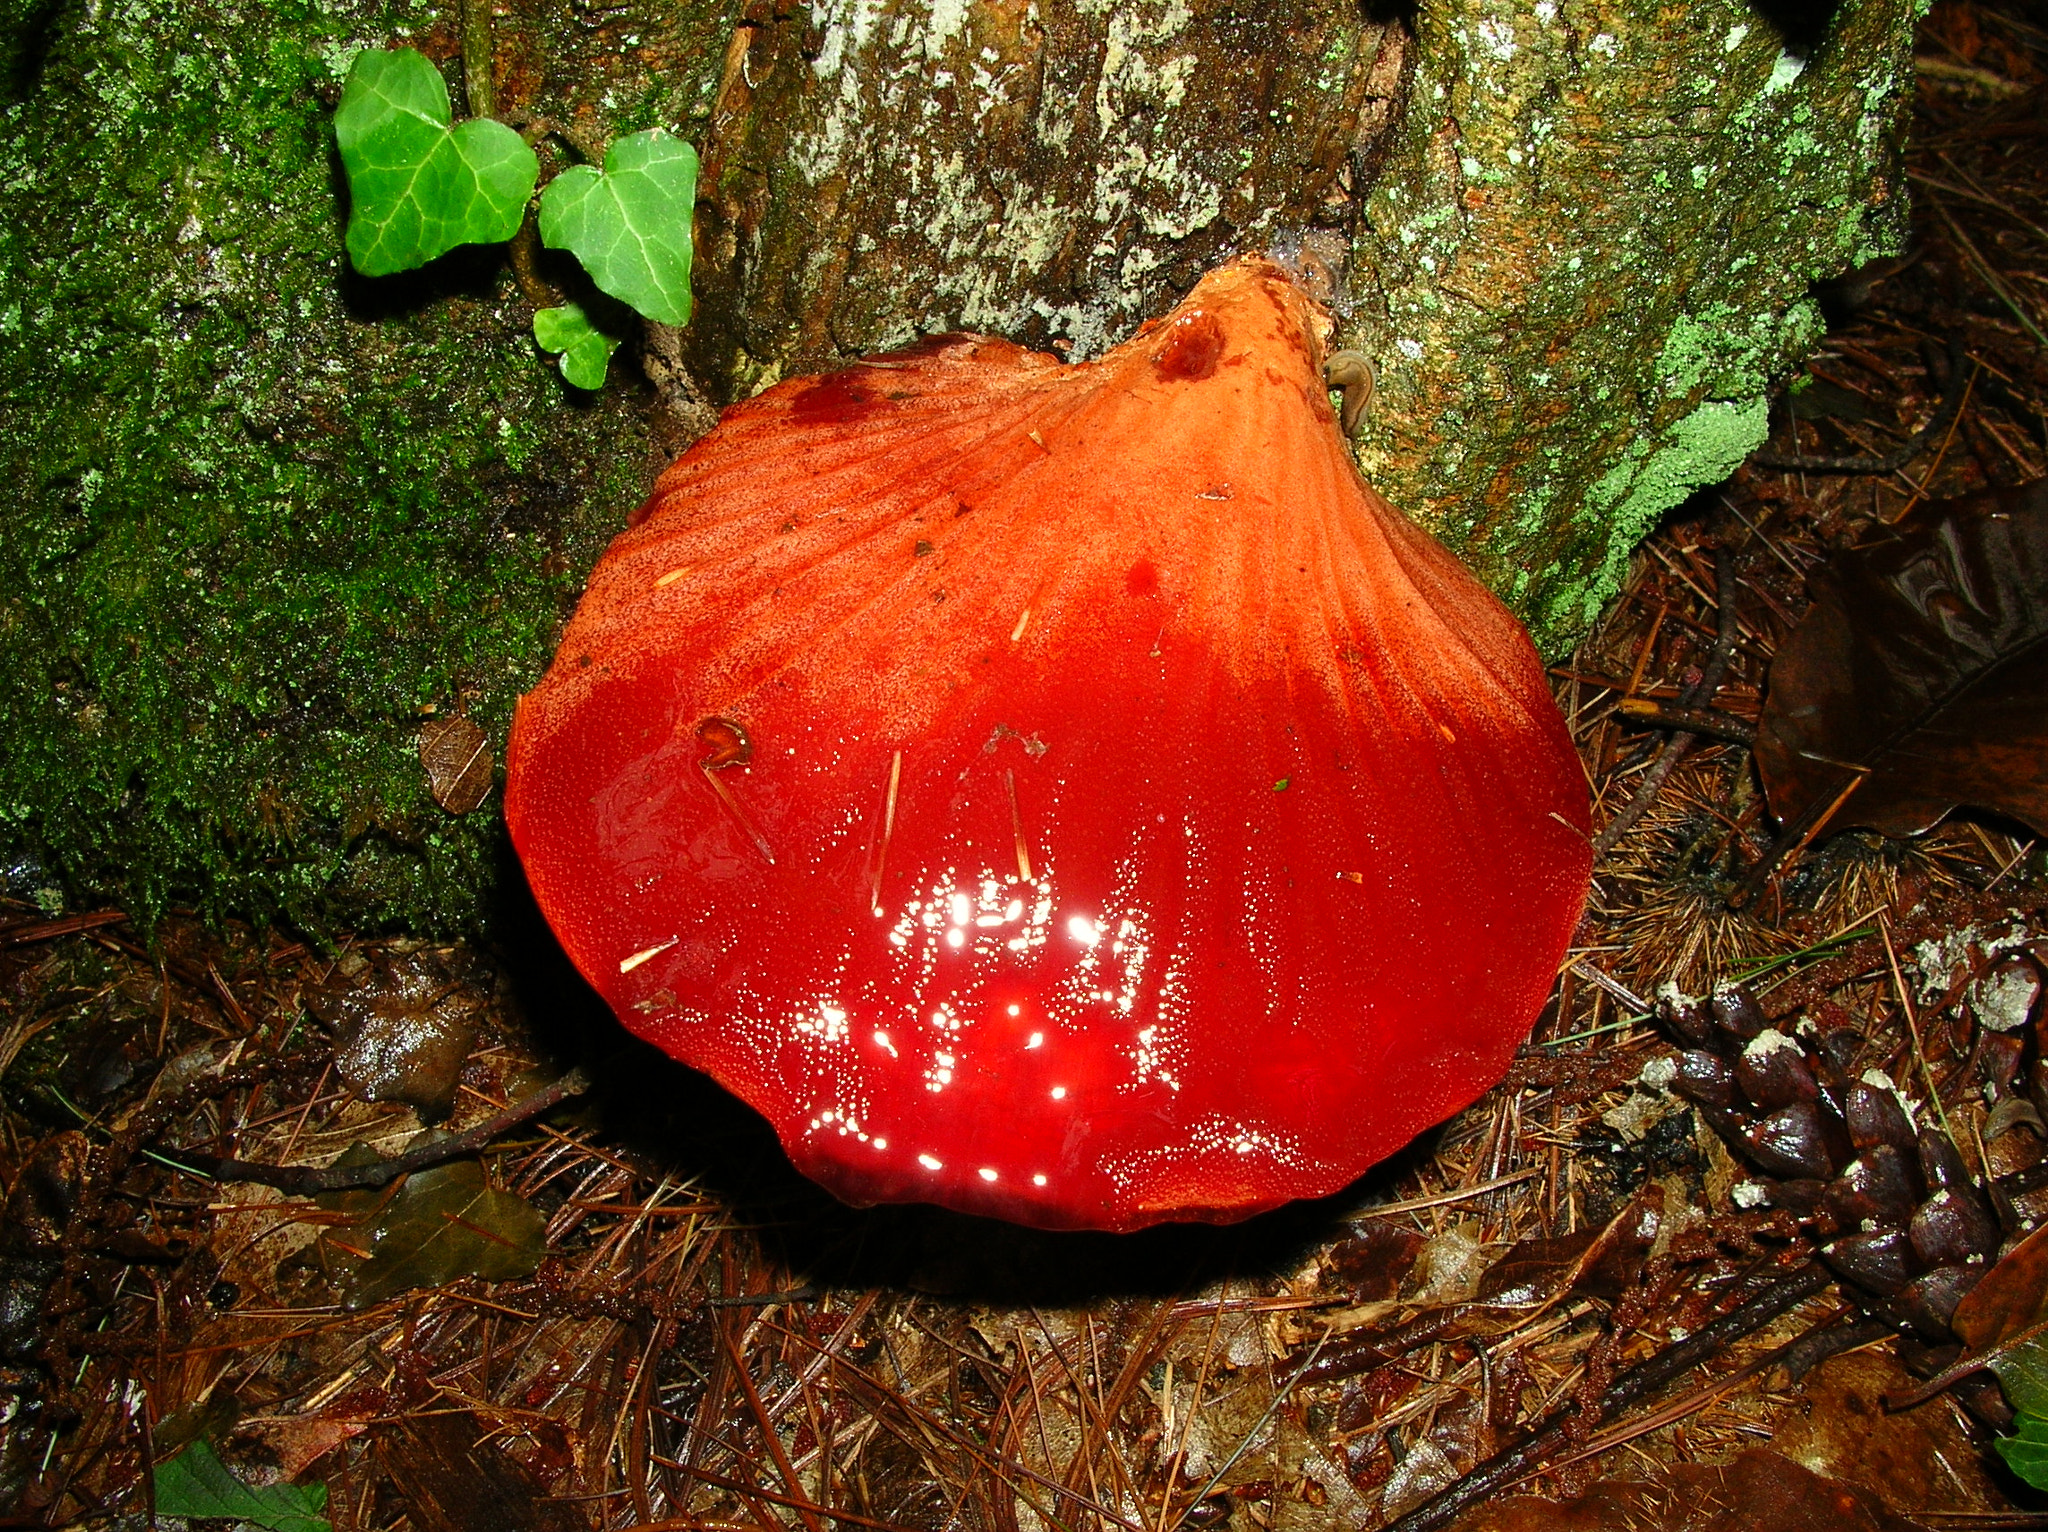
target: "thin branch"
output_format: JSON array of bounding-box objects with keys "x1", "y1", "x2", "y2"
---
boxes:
[
  {"x1": 1383, "y1": 1260, "x2": 1833, "y2": 1532},
  {"x1": 460, "y1": 0, "x2": 497, "y2": 118},
  {"x1": 154, "y1": 1068, "x2": 591, "y2": 1193},
  {"x1": 1613, "y1": 698, "x2": 1756, "y2": 745}
]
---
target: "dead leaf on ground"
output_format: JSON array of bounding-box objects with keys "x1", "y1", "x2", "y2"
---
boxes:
[
  {"x1": 1756, "y1": 479, "x2": 2048, "y2": 840},
  {"x1": 1411, "y1": 1218, "x2": 1494, "y2": 1303},
  {"x1": 1477, "y1": 1187, "x2": 1663, "y2": 1308},
  {"x1": 1950, "y1": 1218, "x2": 2048, "y2": 1418},
  {"x1": 1771, "y1": 1350, "x2": 2004, "y2": 1515},
  {"x1": 1323, "y1": 1219, "x2": 1427, "y2": 1302},
  {"x1": 1953, "y1": 1218, "x2": 2048, "y2": 1352},
  {"x1": 418, "y1": 716, "x2": 494, "y2": 815},
  {"x1": 374, "y1": 1410, "x2": 588, "y2": 1532},
  {"x1": 210, "y1": 1183, "x2": 328, "y2": 1295},
  {"x1": 1450, "y1": 1447, "x2": 1929, "y2": 1532},
  {"x1": 239, "y1": 1386, "x2": 388, "y2": 1480},
  {"x1": 312, "y1": 947, "x2": 483, "y2": 1119},
  {"x1": 330, "y1": 1158, "x2": 545, "y2": 1311}
]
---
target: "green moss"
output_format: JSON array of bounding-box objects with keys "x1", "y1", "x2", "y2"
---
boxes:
[{"x1": 0, "y1": 0, "x2": 730, "y2": 933}]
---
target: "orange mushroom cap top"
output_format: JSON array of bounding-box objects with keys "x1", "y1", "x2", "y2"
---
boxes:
[{"x1": 506, "y1": 257, "x2": 1591, "y2": 1232}]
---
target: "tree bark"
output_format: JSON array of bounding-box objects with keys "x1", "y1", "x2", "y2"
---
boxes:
[
  {"x1": 677, "y1": 0, "x2": 1917, "y2": 652},
  {"x1": 679, "y1": 0, "x2": 1406, "y2": 388},
  {"x1": 1351, "y1": 0, "x2": 1916, "y2": 649}
]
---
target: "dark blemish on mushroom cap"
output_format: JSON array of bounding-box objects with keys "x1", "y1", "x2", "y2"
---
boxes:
[
  {"x1": 792, "y1": 373, "x2": 890, "y2": 423},
  {"x1": 1152, "y1": 311, "x2": 1226, "y2": 383}
]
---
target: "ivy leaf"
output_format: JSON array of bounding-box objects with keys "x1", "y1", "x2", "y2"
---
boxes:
[
  {"x1": 343, "y1": 1158, "x2": 546, "y2": 1311},
  {"x1": 335, "y1": 48, "x2": 538, "y2": 277},
  {"x1": 1755, "y1": 480, "x2": 2048, "y2": 842},
  {"x1": 533, "y1": 303, "x2": 623, "y2": 390},
  {"x1": 1998, "y1": 1411, "x2": 2048, "y2": 1489},
  {"x1": 539, "y1": 129, "x2": 698, "y2": 325},
  {"x1": 154, "y1": 1438, "x2": 331, "y2": 1532}
]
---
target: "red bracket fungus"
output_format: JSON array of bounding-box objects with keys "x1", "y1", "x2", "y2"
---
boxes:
[{"x1": 505, "y1": 257, "x2": 1591, "y2": 1233}]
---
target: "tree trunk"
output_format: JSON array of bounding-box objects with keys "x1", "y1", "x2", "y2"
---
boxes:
[
  {"x1": 0, "y1": 0, "x2": 1918, "y2": 929},
  {"x1": 1353, "y1": 0, "x2": 1915, "y2": 649},
  {"x1": 676, "y1": 0, "x2": 1916, "y2": 653}
]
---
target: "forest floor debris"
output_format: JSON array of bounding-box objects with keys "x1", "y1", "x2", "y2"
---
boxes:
[{"x1": 4, "y1": 3, "x2": 2048, "y2": 1528}]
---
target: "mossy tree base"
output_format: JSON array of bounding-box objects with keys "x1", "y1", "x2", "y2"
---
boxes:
[
  {"x1": 0, "y1": 0, "x2": 734, "y2": 932},
  {"x1": 1348, "y1": 0, "x2": 1919, "y2": 651},
  {"x1": 0, "y1": 0, "x2": 1920, "y2": 931}
]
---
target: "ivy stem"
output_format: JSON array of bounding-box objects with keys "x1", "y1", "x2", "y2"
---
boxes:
[
  {"x1": 502, "y1": 108, "x2": 606, "y2": 169},
  {"x1": 505, "y1": 212, "x2": 554, "y2": 308},
  {"x1": 460, "y1": 0, "x2": 496, "y2": 119}
]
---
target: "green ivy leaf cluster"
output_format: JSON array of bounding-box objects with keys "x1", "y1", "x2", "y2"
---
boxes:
[
  {"x1": 335, "y1": 47, "x2": 698, "y2": 388},
  {"x1": 334, "y1": 49, "x2": 535, "y2": 276},
  {"x1": 533, "y1": 304, "x2": 621, "y2": 390}
]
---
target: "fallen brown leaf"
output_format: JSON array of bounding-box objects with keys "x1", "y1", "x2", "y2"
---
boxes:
[
  {"x1": 418, "y1": 715, "x2": 494, "y2": 815},
  {"x1": 1756, "y1": 480, "x2": 2048, "y2": 840},
  {"x1": 1449, "y1": 1447, "x2": 1929, "y2": 1532}
]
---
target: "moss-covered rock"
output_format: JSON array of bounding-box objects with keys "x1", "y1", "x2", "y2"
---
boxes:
[{"x1": 0, "y1": 0, "x2": 731, "y2": 932}]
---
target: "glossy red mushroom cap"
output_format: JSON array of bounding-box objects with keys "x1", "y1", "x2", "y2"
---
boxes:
[{"x1": 505, "y1": 258, "x2": 1591, "y2": 1232}]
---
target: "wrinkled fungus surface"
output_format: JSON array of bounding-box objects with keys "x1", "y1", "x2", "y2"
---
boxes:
[{"x1": 506, "y1": 259, "x2": 1591, "y2": 1232}]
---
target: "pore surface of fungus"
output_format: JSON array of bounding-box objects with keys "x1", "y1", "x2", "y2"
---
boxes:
[{"x1": 506, "y1": 258, "x2": 1591, "y2": 1232}]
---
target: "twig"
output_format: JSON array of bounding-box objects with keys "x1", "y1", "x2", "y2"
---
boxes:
[
  {"x1": 1591, "y1": 545, "x2": 1739, "y2": 859},
  {"x1": 0, "y1": 909, "x2": 130, "y2": 946},
  {"x1": 1881, "y1": 916, "x2": 1955, "y2": 1144},
  {"x1": 1537, "y1": 1304, "x2": 1862, "y2": 1478},
  {"x1": 1358, "y1": 1167, "x2": 1542, "y2": 1219},
  {"x1": 1383, "y1": 1260, "x2": 1832, "y2": 1532},
  {"x1": 1914, "y1": 55, "x2": 2028, "y2": 98},
  {"x1": 155, "y1": 1068, "x2": 591, "y2": 1193},
  {"x1": 460, "y1": 0, "x2": 496, "y2": 118},
  {"x1": 1888, "y1": 1312, "x2": 2048, "y2": 1412},
  {"x1": 1775, "y1": 1317, "x2": 1893, "y2": 1383},
  {"x1": 1613, "y1": 698, "x2": 1756, "y2": 745},
  {"x1": 706, "y1": 1287, "x2": 819, "y2": 1309},
  {"x1": 1568, "y1": 961, "x2": 1651, "y2": 1014},
  {"x1": 500, "y1": 108, "x2": 606, "y2": 168}
]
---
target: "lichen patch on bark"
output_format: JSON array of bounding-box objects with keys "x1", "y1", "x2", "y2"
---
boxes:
[
  {"x1": 684, "y1": 0, "x2": 1396, "y2": 394},
  {"x1": 1346, "y1": 0, "x2": 1919, "y2": 653}
]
